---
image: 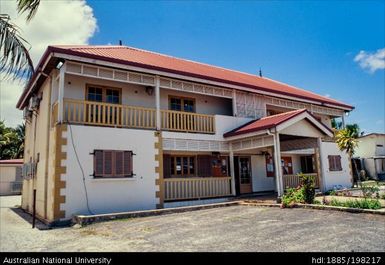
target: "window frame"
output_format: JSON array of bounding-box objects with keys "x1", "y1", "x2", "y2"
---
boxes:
[
  {"x1": 93, "y1": 149, "x2": 134, "y2": 178},
  {"x1": 168, "y1": 95, "x2": 196, "y2": 113},
  {"x1": 328, "y1": 155, "x2": 342, "y2": 172},
  {"x1": 169, "y1": 155, "x2": 197, "y2": 178},
  {"x1": 86, "y1": 84, "x2": 122, "y2": 104}
]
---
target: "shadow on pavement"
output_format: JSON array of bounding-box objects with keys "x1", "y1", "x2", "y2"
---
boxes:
[{"x1": 9, "y1": 207, "x2": 52, "y2": 230}]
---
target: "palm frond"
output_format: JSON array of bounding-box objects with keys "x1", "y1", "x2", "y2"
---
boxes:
[
  {"x1": 17, "y1": 0, "x2": 41, "y2": 22},
  {"x1": 0, "y1": 15, "x2": 34, "y2": 81}
]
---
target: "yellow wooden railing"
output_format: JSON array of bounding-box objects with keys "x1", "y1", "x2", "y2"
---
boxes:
[
  {"x1": 164, "y1": 177, "x2": 231, "y2": 201},
  {"x1": 59, "y1": 99, "x2": 215, "y2": 133},
  {"x1": 283, "y1": 173, "x2": 320, "y2": 189},
  {"x1": 63, "y1": 99, "x2": 156, "y2": 128},
  {"x1": 160, "y1": 109, "x2": 215, "y2": 134}
]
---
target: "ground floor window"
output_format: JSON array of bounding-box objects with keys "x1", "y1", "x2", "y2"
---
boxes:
[
  {"x1": 94, "y1": 150, "x2": 133, "y2": 178},
  {"x1": 163, "y1": 154, "x2": 229, "y2": 178},
  {"x1": 300, "y1": 155, "x2": 314, "y2": 173},
  {"x1": 328, "y1": 155, "x2": 342, "y2": 171}
]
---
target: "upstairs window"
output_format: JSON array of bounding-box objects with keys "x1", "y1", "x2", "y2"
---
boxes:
[
  {"x1": 328, "y1": 155, "x2": 342, "y2": 171},
  {"x1": 87, "y1": 85, "x2": 121, "y2": 104},
  {"x1": 94, "y1": 150, "x2": 133, "y2": 178},
  {"x1": 169, "y1": 96, "x2": 195, "y2": 112}
]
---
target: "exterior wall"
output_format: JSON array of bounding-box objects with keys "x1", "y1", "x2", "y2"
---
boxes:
[
  {"x1": 62, "y1": 125, "x2": 158, "y2": 218},
  {"x1": 280, "y1": 119, "x2": 324, "y2": 138},
  {"x1": 250, "y1": 155, "x2": 275, "y2": 192},
  {"x1": 0, "y1": 164, "x2": 22, "y2": 195},
  {"x1": 321, "y1": 141, "x2": 352, "y2": 190},
  {"x1": 21, "y1": 77, "x2": 52, "y2": 220}
]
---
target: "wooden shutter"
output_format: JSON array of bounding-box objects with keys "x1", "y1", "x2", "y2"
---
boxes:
[
  {"x1": 197, "y1": 155, "x2": 212, "y2": 177},
  {"x1": 115, "y1": 151, "x2": 124, "y2": 176},
  {"x1": 336, "y1": 155, "x2": 342, "y2": 171},
  {"x1": 104, "y1": 151, "x2": 113, "y2": 176},
  {"x1": 123, "y1": 151, "x2": 133, "y2": 176},
  {"x1": 94, "y1": 150, "x2": 103, "y2": 177},
  {"x1": 163, "y1": 154, "x2": 171, "y2": 178}
]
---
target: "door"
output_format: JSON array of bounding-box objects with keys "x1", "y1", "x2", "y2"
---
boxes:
[
  {"x1": 281, "y1": 156, "x2": 293, "y2": 175},
  {"x1": 239, "y1": 157, "x2": 252, "y2": 194}
]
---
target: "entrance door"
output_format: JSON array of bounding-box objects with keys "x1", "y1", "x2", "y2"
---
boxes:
[{"x1": 239, "y1": 157, "x2": 252, "y2": 194}]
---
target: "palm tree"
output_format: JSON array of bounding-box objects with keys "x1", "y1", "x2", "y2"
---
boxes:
[
  {"x1": 0, "y1": 121, "x2": 25, "y2": 159},
  {"x1": 335, "y1": 124, "x2": 360, "y2": 186},
  {"x1": 0, "y1": 0, "x2": 41, "y2": 80}
]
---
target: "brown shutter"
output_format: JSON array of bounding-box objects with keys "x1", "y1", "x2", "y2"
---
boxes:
[
  {"x1": 197, "y1": 155, "x2": 212, "y2": 177},
  {"x1": 115, "y1": 151, "x2": 124, "y2": 176},
  {"x1": 328, "y1": 156, "x2": 333, "y2": 171},
  {"x1": 123, "y1": 151, "x2": 133, "y2": 176},
  {"x1": 95, "y1": 150, "x2": 103, "y2": 177},
  {"x1": 337, "y1": 155, "x2": 342, "y2": 171},
  {"x1": 104, "y1": 151, "x2": 113, "y2": 176},
  {"x1": 163, "y1": 154, "x2": 171, "y2": 178}
]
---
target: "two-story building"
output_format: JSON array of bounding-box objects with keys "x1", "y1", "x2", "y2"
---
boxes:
[{"x1": 17, "y1": 45, "x2": 354, "y2": 224}]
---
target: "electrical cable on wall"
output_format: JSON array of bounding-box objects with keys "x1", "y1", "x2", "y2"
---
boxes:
[{"x1": 68, "y1": 123, "x2": 94, "y2": 215}]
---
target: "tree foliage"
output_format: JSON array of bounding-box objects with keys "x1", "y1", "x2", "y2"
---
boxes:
[
  {"x1": 0, "y1": 121, "x2": 25, "y2": 159},
  {"x1": 0, "y1": 0, "x2": 42, "y2": 80},
  {"x1": 335, "y1": 123, "x2": 360, "y2": 157}
]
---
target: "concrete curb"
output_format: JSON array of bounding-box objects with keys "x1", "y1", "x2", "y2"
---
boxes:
[
  {"x1": 73, "y1": 201, "x2": 241, "y2": 226},
  {"x1": 292, "y1": 203, "x2": 385, "y2": 215},
  {"x1": 73, "y1": 200, "x2": 384, "y2": 227}
]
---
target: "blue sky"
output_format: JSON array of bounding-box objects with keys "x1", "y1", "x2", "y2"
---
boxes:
[
  {"x1": 87, "y1": 0, "x2": 384, "y2": 133},
  {"x1": 12, "y1": 0, "x2": 384, "y2": 132}
]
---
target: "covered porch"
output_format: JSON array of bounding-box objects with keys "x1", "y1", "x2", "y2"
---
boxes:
[{"x1": 161, "y1": 108, "x2": 334, "y2": 202}]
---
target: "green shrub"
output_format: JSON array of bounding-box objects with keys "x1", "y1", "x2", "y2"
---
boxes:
[
  {"x1": 299, "y1": 174, "x2": 315, "y2": 204},
  {"x1": 328, "y1": 198, "x2": 381, "y2": 210},
  {"x1": 282, "y1": 187, "x2": 304, "y2": 208},
  {"x1": 325, "y1": 190, "x2": 337, "y2": 196}
]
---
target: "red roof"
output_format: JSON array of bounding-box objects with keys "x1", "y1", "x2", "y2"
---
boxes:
[
  {"x1": 224, "y1": 109, "x2": 312, "y2": 137},
  {"x1": 0, "y1": 159, "x2": 23, "y2": 165},
  {"x1": 18, "y1": 45, "x2": 353, "y2": 110}
]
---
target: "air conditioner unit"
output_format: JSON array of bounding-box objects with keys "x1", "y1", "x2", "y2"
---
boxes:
[
  {"x1": 29, "y1": 96, "x2": 41, "y2": 110},
  {"x1": 23, "y1": 107, "x2": 33, "y2": 120}
]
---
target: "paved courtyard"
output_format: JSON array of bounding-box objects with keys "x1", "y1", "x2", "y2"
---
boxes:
[{"x1": 1, "y1": 196, "x2": 384, "y2": 252}]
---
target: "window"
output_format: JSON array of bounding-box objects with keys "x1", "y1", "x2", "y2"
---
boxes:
[
  {"x1": 328, "y1": 155, "x2": 342, "y2": 171},
  {"x1": 163, "y1": 154, "x2": 229, "y2": 178},
  {"x1": 300, "y1": 156, "x2": 314, "y2": 174},
  {"x1": 94, "y1": 150, "x2": 133, "y2": 178},
  {"x1": 87, "y1": 85, "x2": 121, "y2": 104},
  {"x1": 169, "y1": 155, "x2": 196, "y2": 177},
  {"x1": 169, "y1": 96, "x2": 195, "y2": 112}
]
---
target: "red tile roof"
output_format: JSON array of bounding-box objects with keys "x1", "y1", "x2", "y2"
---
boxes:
[
  {"x1": 23, "y1": 45, "x2": 352, "y2": 110},
  {"x1": 224, "y1": 109, "x2": 310, "y2": 137},
  {"x1": 0, "y1": 159, "x2": 23, "y2": 165}
]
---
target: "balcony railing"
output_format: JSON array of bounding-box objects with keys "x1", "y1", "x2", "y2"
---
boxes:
[
  {"x1": 283, "y1": 173, "x2": 320, "y2": 189},
  {"x1": 58, "y1": 99, "x2": 215, "y2": 133},
  {"x1": 164, "y1": 177, "x2": 232, "y2": 201}
]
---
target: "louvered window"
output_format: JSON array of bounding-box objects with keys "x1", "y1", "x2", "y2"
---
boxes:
[
  {"x1": 94, "y1": 150, "x2": 133, "y2": 178},
  {"x1": 328, "y1": 155, "x2": 342, "y2": 171}
]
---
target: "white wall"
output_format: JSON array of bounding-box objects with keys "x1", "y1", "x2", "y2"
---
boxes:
[
  {"x1": 251, "y1": 155, "x2": 275, "y2": 192},
  {"x1": 62, "y1": 125, "x2": 158, "y2": 218},
  {"x1": 321, "y1": 141, "x2": 352, "y2": 190}
]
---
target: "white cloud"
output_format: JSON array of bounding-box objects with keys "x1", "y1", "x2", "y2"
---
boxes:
[
  {"x1": 354, "y1": 48, "x2": 385, "y2": 73},
  {"x1": 0, "y1": 0, "x2": 98, "y2": 127}
]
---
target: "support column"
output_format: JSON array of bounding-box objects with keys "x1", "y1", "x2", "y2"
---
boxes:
[
  {"x1": 317, "y1": 137, "x2": 326, "y2": 192},
  {"x1": 155, "y1": 75, "x2": 161, "y2": 130},
  {"x1": 229, "y1": 146, "x2": 236, "y2": 196},
  {"x1": 341, "y1": 114, "x2": 346, "y2": 129},
  {"x1": 273, "y1": 132, "x2": 284, "y2": 197},
  {"x1": 58, "y1": 63, "x2": 66, "y2": 123}
]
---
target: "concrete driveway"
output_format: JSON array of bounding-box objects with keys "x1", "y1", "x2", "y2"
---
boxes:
[{"x1": 1, "y1": 196, "x2": 384, "y2": 252}]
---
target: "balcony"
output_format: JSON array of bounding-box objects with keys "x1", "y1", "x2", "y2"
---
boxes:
[{"x1": 54, "y1": 99, "x2": 216, "y2": 134}]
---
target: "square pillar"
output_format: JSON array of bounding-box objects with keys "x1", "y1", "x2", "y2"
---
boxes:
[
  {"x1": 58, "y1": 63, "x2": 66, "y2": 123},
  {"x1": 155, "y1": 76, "x2": 161, "y2": 130},
  {"x1": 229, "y1": 147, "x2": 236, "y2": 196},
  {"x1": 273, "y1": 132, "x2": 284, "y2": 197},
  {"x1": 317, "y1": 137, "x2": 327, "y2": 192}
]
